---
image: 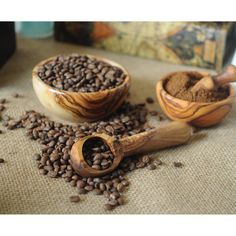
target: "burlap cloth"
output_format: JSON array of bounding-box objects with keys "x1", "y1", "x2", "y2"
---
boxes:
[{"x1": 0, "y1": 36, "x2": 236, "y2": 214}]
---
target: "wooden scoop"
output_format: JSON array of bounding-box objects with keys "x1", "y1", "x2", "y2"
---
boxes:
[
  {"x1": 191, "y1": 65, "x2": 236, "y2": 92},
  {"x1": 70, "y1": 121, "x2": 192, "y2": 177}
]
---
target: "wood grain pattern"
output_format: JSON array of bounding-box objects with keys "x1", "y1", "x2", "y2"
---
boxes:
[
  {"x1": 32, "y1": 55, "x2": 131, "y2": 122},
  {"x1": 71, "y1": 122, "x2": 192, "y2": 177},
  {"x1": 156, "y1": 71, "x2": 235, "y2": 128}
]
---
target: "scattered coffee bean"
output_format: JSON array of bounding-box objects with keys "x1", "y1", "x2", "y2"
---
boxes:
[
  {"x1": 33, "y1": 153, "x2": 41, "y2": 161},
  {"x1": 77, "y1": 180, "x2": 86, "y2": 189},
  {"x1": 147, "y1": 163, "x2": 156, "y2": 170},
  {"x1": 0, "y1": 130, "x2": 3, "y2": 134},
  {"x1": 38, "y1": 54, "x2": 126, "y2": 93},
  {"x1": 153, "y1": 159, "x2": 163, "y2": 166},
  {"x1": 146, "y1": 97, "x2": 154, "y2": 104},
  {"x1": 149, "y1": 110, "x2": 158, "y2": 116},
  {"x1": 78, "y1": 188, "x2": 88, "y2": 194},
  {"x1": 5, "y1": 101, "x2": 165, "y2": 210},
  {"x1": 0, "y1": 158, "x2": 5, "y2": 163},
  {"x1": 0, "y1": 104, "x2": 5, "y2": 111},
  {"x1": 39, "y1": 169, "x2": 47, "y2": 175},
  {"x1": 104, "y1": 203, "x2": 114, "y2": 211},
  {"x1": 69, "y1": 195, "x2": 81, "y2": 203},
  {"x1": 117, "y1": 197, "x2": 125, "y2": 205},
  {"x1": 158, "y1": 115, "x2": 164, "y2": 121},
  {"x1": 12, "y1": 93, "x2": 21, "y2": 98},
  {"x1": 94, "y1": 189, "x2": 103, "y2": 195},
  {"x1": 142, "y1": 155, "x2": 151, "y2": 164},
  {"x1": 0, "y1": 98, "x2": 6, "y2": 104},
  {"x1": 48, "y1": 170, "x2": 58, "y2": 178},
  {"x1": 173, "y1": 162, "x2": 184, "y2": 168}
]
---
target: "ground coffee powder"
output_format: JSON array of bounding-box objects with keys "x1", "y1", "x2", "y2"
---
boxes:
[{"x1": 165, "y1": 72, "x2": 229, "y2": 102}]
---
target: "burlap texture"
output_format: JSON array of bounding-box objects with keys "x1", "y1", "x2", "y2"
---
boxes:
[{"x1": 0, "y1": 37, "x2": 236, "y2": 214}]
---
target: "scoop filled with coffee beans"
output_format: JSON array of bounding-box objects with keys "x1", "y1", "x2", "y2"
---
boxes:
[
  {"x1": 32, "y1": 54, "x2": 131, "y2": 122},
  {"x1": 71, "y1": 121, "x2": 192, "y2": 177}
]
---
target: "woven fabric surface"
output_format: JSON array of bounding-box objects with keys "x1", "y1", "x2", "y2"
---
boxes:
[{"x1": 0, "y1": 37, "x2": 235, "y2": 214}]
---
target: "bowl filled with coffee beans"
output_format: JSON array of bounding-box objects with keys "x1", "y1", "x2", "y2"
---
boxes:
[{"x1": 32, "y1": 54, "x2": 131, "y2": 122}]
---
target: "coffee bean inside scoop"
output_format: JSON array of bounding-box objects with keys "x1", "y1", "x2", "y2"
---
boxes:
[{"x1": 83, "y1": 138, "x2": 114, "y2": 170}]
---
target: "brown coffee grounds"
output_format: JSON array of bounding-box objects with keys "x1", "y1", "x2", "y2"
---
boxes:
[{"x1": 165, "y1": 72, "x2": 229, "y2": 102}]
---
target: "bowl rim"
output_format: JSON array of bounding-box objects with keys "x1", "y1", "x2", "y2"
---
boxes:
[
  {"x1": 157, "y1": 70, "x2": 235, "y2": 105},
  {"x1": 32, "y1": 54, "x2": 131, "y2": 95}
]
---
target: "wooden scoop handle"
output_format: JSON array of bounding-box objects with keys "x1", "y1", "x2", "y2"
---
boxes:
[
  {"x1": 214, "y1": 65, "x2": 236, "y2": 85},
  {"x1": 191, "y1": 65, "x2": 236, "y2": 92},
  {"x1": 120, "y1": 121, "x2": 192, "y2": 157}
]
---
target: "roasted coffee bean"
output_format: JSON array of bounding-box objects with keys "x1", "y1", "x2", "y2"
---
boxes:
[
  {"x1": 121, "y1": 180, "x2": 129, "y2": 187},
  {"x1": 99, "y1": 183, "x2": 106, "y2": 191},
  {"x1": 116, "y1": 183, "x2": 125, "y2": 192},
  {"x1": 78, "y1": 188, "x2": 88, "y2": 194},
  {"x1": 33, "y1": 153, "x2": 41, "y2": 161},
  {"x1": 12, "y1": 93, "x2": 20, "y2": 98},
  {"x1": 0, "y1": 158, "x2": 5, "y2": 163},
  {"x1": 142, "y1": 155, "x2": 151, "y2": 164},
  {"x1": 146, "y1": 97, "x2": 154, "y2": 104},
  {"x1": 94, "y1": 189, "x2": 103, "y2": 195},
  {"x1": 117, "y1": 197, "x2": 125, "y2": 205},
  {"x1": 39, "y1": 169, "x2": 48, "y2": 175},
  {"x1": 70, "y1": 180, "x2": 77, "y2": 187},
  {"x1": 158, "y1": 115, "x2": 164, "y2": 121},
  {"x1": 38, "y1": 54, "x2": 126, "y2": 93},
  {"x1": 109, "y1": 191, "x2": 120, "y2": 200},
  {"x1": 136, "y1": 161, "x2": 145, "y2": 168},
  {"x1": 154, "y1": 159, "x2": 163, "y2": 166},
  {"x1": 6, "y1": 101, "x2": 164, "y2": 210},
  {"x1": 173, "y1": 162, "x2": 184, "y2": 168},
  {"x1": 0, "y1": 98, "x2": 6, "y2": 104},
  {"x1": 69, "y1": 195, "x2": 81, "y2": 203},
  {"x1": 147, "y1": 163, "x2": 156, "y2": 170},
  {"x1": 103, "y1": 190, "x2": 110, "y2": 198},
  {"x1": 108, "y1": 199, "x2": 118, "y2": 206},
  {"x1": 84, "y1": 185, "x2": 94, "y2": 191},
  {"x1": 50, "y1": 153, "x2": 59, "y2": 162},
  {"x1": 0, "y1": 104, "x2": 5, "y2": 111},
  {"x1": 83, "y1": 138, "x2": 114, "y2": 170},
  {"x1": 48, "y1": 170, "x2": 58, "y2": 178},
  {"x1": 0, "y1": 130, "x2": 3, "y2": 134},
  {"x1": 149, "y1": 110, "x2": 158, "y2": 116},
  {"x1": 104, "y1": 203, "x2": 114, "y2": 211}
]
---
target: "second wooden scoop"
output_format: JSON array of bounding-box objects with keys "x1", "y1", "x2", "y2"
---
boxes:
[
  {"x1": 71, "y1": 122, "x2": 192, "y2": 177},
  {"x1": 191, "y1": 65, "x2": 236, "y2": 92}
]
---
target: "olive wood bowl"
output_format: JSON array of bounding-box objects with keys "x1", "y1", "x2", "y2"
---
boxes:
[
  {"x1": 156, "y1": 71, "x2": 235, "y2": 128},
  {"x1": 32, "y1": 55, "x2": 131, "y2": 122}
]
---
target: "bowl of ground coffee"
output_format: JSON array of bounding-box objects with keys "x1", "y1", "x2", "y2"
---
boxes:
[
  {"x1": 32, "y1": 54, "x2": 131, "y2": 122},
  {"x1": 156, "y1": 71, "x2": 234, "y2": 127}
]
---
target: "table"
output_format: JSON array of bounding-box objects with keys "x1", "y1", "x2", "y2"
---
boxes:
[{"x1": 0, "y1": 36, "x2": 235, "y2": 214}]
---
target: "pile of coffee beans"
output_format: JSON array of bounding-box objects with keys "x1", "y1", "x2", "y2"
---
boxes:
[
  {"x1": 2, "y1": 101, "x2": 162, "y2": 210},
  {"x1": 83, "y1": 138, "x2": 114, "y2": 170},
  {"x1": 37, "y1": 54, "x2": 126, "y2": 92}
]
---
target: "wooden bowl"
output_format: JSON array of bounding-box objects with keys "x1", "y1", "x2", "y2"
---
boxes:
[
  {"x1": 156, "y1": 71, "x2": 235, "y2": 128},
  {"x1": 32, "y1": 55, "x2": 131, "y2": 122}
]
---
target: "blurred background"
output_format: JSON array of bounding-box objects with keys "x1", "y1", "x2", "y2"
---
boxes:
[{"x1": 1, "y1": 21, "x2": 236, "y2": 70}]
